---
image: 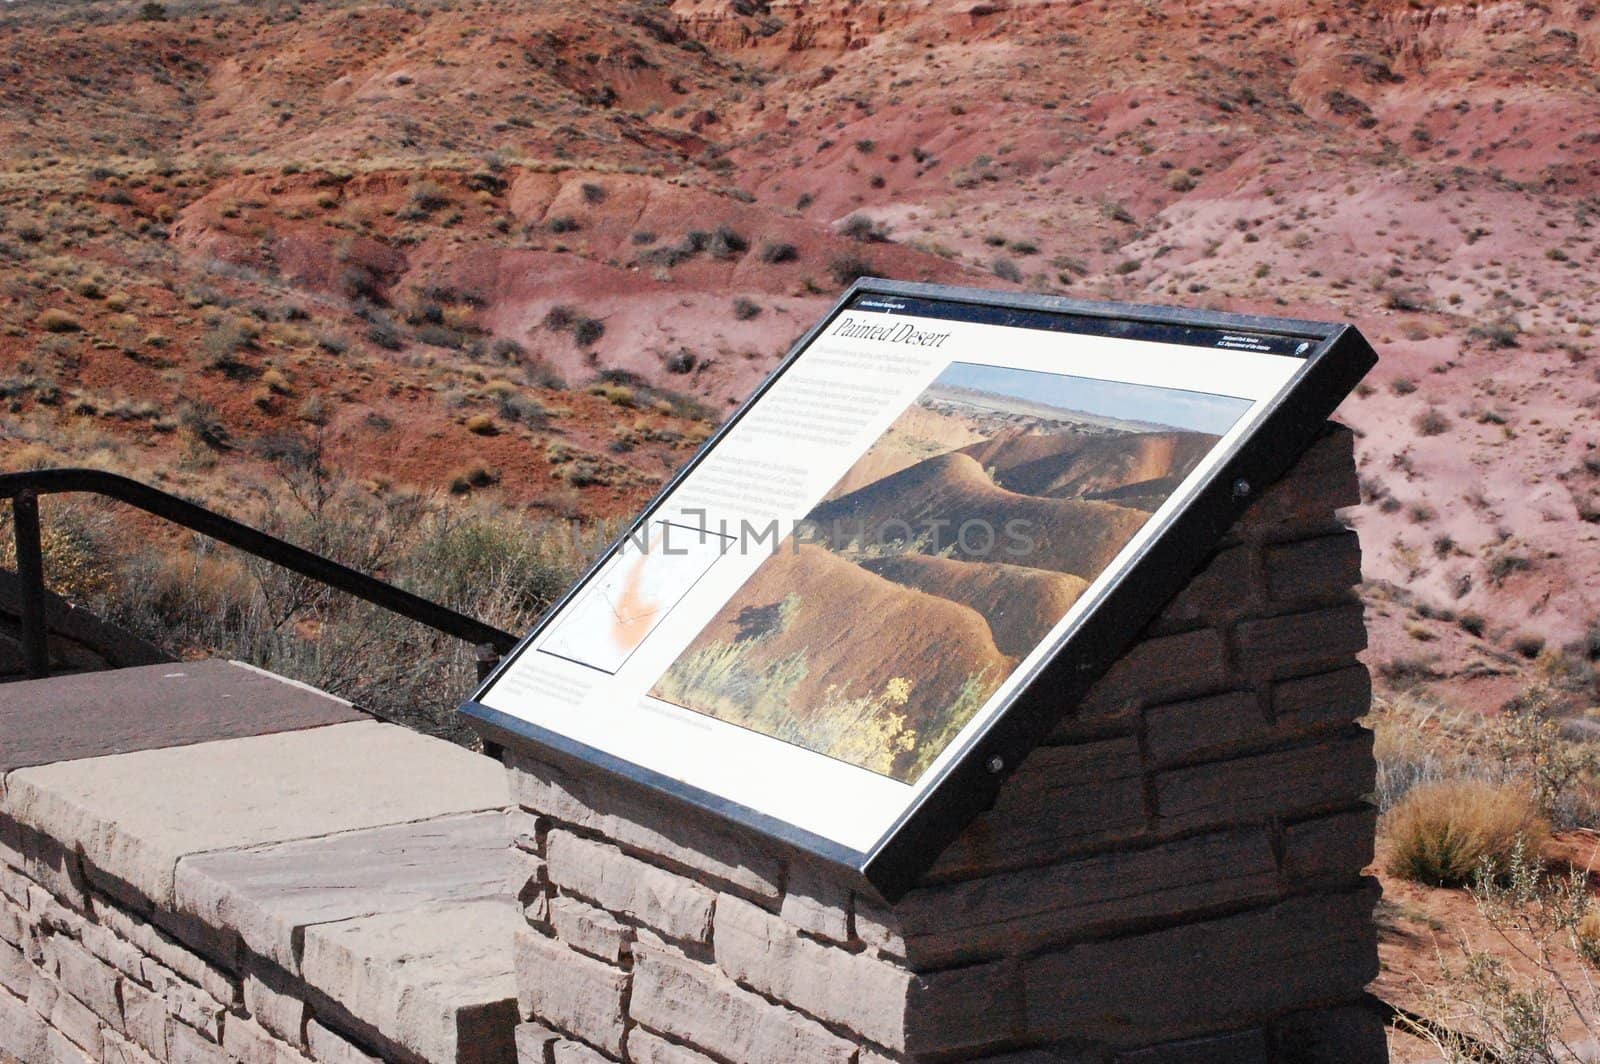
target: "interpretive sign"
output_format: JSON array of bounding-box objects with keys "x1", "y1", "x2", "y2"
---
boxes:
[{"x1": 462, "y1": 279, "x2": 1376, "y2": 898}]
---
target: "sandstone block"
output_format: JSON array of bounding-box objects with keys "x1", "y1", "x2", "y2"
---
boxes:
[
  {"x1": 1263, "y1": 531, "x2": 1361, "y2": 609},
  {"x1": 90, "y1": 898, "x2": 236, "y2": 1003},
  {"x1": 779, "y1": 862, "x2": 851, "y2": 944},
  {"x1": 1234, "y1": 604, "x2": 1366, "y2": 681},
  {"x1": 896, "y1": 826, "x2": 1279, "y2": 967},
  {"x1": 167, "y1": 1015, "x2": 228, "y2": 1064},
  {"x1": 119, "y1": 976, "x2": 168, "y2": 1058},
  {"x1": 0, "y1": 900, "x2": 23, "y2": 948},
  {"x1": 1, "y1": 720, "x2": 507, "y2": 909},
  {"x1": 506, "y1": 755, "x2": 782, "y2": 902},
  {"x1": 548, "y1": 897, "x2": 631, "y2": 965},
  {"x1": 1025, "y1": 887, "x2": 1380, "y2": 1044},
  {"x1": 1232, "y1": 429, "x2": 1358, "y2": 539},
  {"x1": 0, "y1": 659, "x2": 358, "y2": 777},
  {"x1": 177, "y1": 810, "x2": 510, "y2": 977},
  {"x1": 1070, "y1": 629, "x2": 1232, "y2": 722},
  {"x1": 513, "y1": 1022, "x2": 560, "y2": 1064},
  {"x1": 630, "y1": 945, "x2": 855, "y2": 1064},
  {"x1": 48, "y1": 984, "x2": 104, "y2": 1058},
  {"x1": 1143, "y1": 691, "x2": 1265, "y2": 767},
  {"x1": 714, "y1": 895, "x2": 913, "y2": 1047},
  {"x1": 223, "y1": 1015, "x2": 305, "y2": 1064},
  {"x1": 626, "y1": 1028, "x2": 718, "y2": 1064},
  {"x1": 509, "y1": 848, "x2": 547, "y2": 908},
  {"x1": 1270, "y1": 1003, "x2": 1388, "y2": 1063},
  {"x1": 1155, "y1": 544, "x2": 1256, "y2": 631},
  {"x1": 1274, "y1": 666, "x2": 1371, "y2": 731},
  {"x1": 514, "y1": 931, "x2": 627, "y2": 1056},
  {"x1": 49, "y1": 936, "x2": 122, "y2": 1028},
  {"x1": 1154, "y1": 729, "x2": 1374, "y2": 834},
  {"x1": 551, "y1": 1039, "x2": 611, "y2": 1064},
  {"x1": 300, "y1": 899, "x2": 519, "y2": 1064},
  {"x1": 1115, "y1": 1027, "x2": 1271, "y2": 1063},
  {"x1": 244, "y1": 961, "x2": 307, "y2": 1047},
  {"x1": 545, "y1": 831, "x2": 714, "y2": 945},
  {"x1": 0, "y1": 985, "x2": 48, "y2": 1061},
  {"x1": 78, "y1": 921, "x2": 145, "y2": 985},
  {"x1": 1282, "y1": 808, "x2": 1378, "y2": 885},
  {"x1": 0, "y1": 939, "x2": 30, "y2": 999},
  {"x1": 852, "y1": 896, "x2": 905, "y2": 961},
  {"x1": 162, "y1": 973, "x2": 224, "y2": 1043},
  {"x1": 44, "y1": 1024, "x2": 98, "y2": 1064},
  {"x1": 306, "y1": 1019, "x2": 382, "y2": 1064},
  {"x1": 931, "y1": 737, "x2": 1148, "y2": 877},
  {"x1": 101, "y1": 1028, "x2": 161, "y2": 1064}
]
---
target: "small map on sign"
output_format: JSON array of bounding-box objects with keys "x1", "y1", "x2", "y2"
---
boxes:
[{"x1": 539, "y1": 520, "x2": 730, "y2": 675}]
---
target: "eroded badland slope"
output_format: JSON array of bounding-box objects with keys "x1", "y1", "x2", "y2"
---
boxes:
[{"x1": 1, "y1": 0, "x2": 1598, "y2": 701}]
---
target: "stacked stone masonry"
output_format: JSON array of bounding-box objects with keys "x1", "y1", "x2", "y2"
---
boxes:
[
  {"x1": 0, "y1": 662, "x2": 520, "y2": 1064},
  {"x1": 501, "y1": 423, "x2": 1384, "y2": 1064}
]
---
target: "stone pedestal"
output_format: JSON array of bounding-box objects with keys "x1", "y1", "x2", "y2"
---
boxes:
[{"x1": 501, "y1": 423, "x2": 1382, "y2": 1064}]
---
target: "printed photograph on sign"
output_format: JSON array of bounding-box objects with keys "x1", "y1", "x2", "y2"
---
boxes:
[
  {"x1": 540, "y1": 520, "x2": 731, "y2": 674},
  {"x1": 650, "y1": 362, "x2": 1252, "y2": 782}
]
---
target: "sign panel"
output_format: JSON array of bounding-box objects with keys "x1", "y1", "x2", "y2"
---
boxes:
[{"x1": 462, "y1": 280, "x2": 1375, "y2": 898}]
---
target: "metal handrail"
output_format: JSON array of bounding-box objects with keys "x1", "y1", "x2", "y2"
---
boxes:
[{"x1": 1, "y1": 467, "x2": 517, "y2": 681}]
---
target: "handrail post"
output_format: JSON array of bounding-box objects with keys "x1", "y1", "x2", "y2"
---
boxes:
[
  {"x1": 12, "y1": 490, "x2": 50, "y2": 679},
  {"x1": 475, "y1": 643, "x2": 500, "y2": 683}
]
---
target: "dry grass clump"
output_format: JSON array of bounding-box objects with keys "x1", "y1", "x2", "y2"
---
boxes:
[
  {"x1": 36, "y1": 309, "x2": 82, "y2": 332},
  {"x1": 1386, "y1": 779, "x2": 1548, "y2": 888}
]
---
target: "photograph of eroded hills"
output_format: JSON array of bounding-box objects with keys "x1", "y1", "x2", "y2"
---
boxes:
[{"x1": 651, "y1": 363, "x2": 1248, "y2": 781}]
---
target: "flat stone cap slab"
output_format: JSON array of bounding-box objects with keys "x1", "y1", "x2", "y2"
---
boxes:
[
  {"x1": 0, "y1": 658, "x2": 366, "y2": 773},
  {"x1": 176, "y1": 810, "x2": 513, "y2": 974},
  {"x1": 0, "y1": 719, "x2": 509, "y2": 907},
  {"x1": 302, "y1": 899, "x2": 521, "y2": 1064}
]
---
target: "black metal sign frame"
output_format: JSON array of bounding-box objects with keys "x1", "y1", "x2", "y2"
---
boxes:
[{"x1": 460, "y1": 279, "x2": 1376, "y2": 900}]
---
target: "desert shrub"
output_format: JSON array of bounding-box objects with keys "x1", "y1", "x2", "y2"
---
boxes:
[
  {"x1": 36, "y1": 309, "x2": 82, "y2": 333},
  {"x1": 1414, "y1": 406, "x2": 1451, "y2": 437},
  {"x1": 829, "y1": 255, "x2": 875, "y2": 287},
  {"x1": 732, "y1": 297, "x2": 761, "y2": 321},
  {"x1": 489, "y1": 338, "x2": 525, "y2": 362},
  {"x1": 1391, "y1": 376, "x2": 1418, "y2": 395},
  {"x1": 365, "y1": 318, "x2": 402, "y2": 351},
  {"x1": 1512, "y1": 631, "x2": 1546, "y2": 659},
  {"x1": 408, "y1": 180, "x2": 452, "y2": 213},
  {"x1": 708, "y1": 225, "x2": 748, "y2": 260},
  {"x1": 992, "y1": 257, "x2": 1023, "y2": 282},
  {"x1": 1470, "y1": 317, "x2": 1522, "y2": 349},
  {"x1": 841, "y1": 214, "x2": 888, "y2": 242},
  {"x1": 543, "y1": 305, "x2": 578, "y2": 331},
  {"x1": 1385, "y1": 780, "x2": 1547, "y2": 888},
  {"x1": 547, "y1": 215, "x2": 581, "y2": 234},
  {"x1": 464, "y1": 413, "x2": 496, "y2": 435},
  {"x1": 1403, "y1": 846, "x2": 1600, "y2": 1061},
  {"x1": 498, "y1": 394, "x2": 548, "y2": 426},
  {"x1": 1489, "y1": 685, "x2": 1600, "y2": 826},
  {"x1": 448, "y1": 464, "x2": 499, "y2": 494},
  {"x1": 573, "y1": 317, "x2": 604, "y2": 347},
  {"x1": 759, "y1": 241, "x2": 799, "y2": 264},
  {"x1": 580, "y1": 182, "x2": 607, "y2": 204}
]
